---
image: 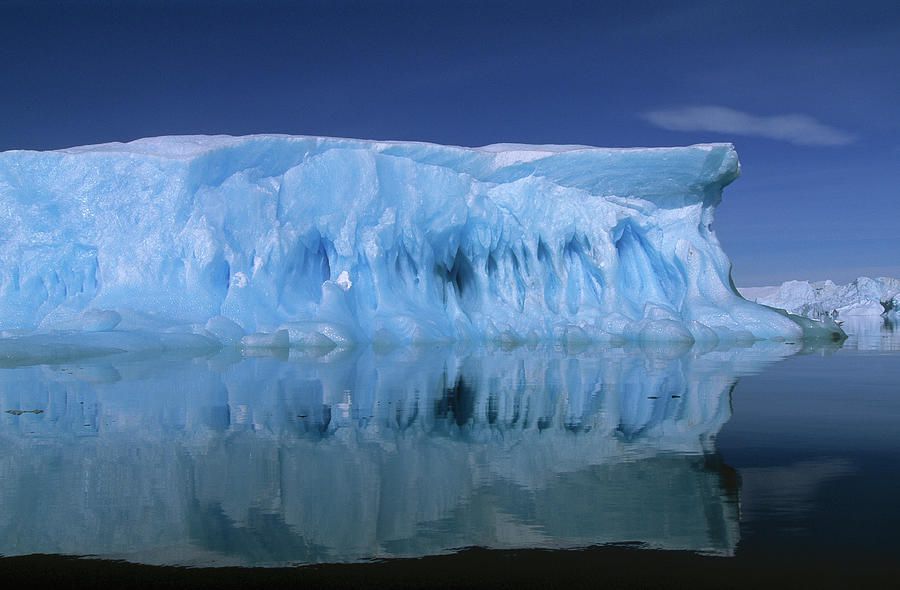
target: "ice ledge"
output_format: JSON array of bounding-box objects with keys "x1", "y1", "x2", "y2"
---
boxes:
[
  {"x1": 56, "y1": 133, "x2": 733, "y2": 158},
  {"x1": 0, "y1": 134, "x2": 839, "y2": 349},
  {"x1": 42, "y1": 134, "x2": 740, "y2": 202}
]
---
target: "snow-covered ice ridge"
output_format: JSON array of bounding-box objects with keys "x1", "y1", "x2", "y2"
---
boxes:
[
  {"x1": 742, "y1": 277, "x2": 900, "y2": 319},
  {"x1": 0, "y1": 134, "x2": 841, "y2": 348}
]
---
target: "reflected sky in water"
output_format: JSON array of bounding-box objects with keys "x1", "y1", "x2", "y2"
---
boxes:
[
  {"x1": 0, "y1": 320, "x2": 898, "y2": 567},
  {"x1": 719, "y1": 317, "x2": 900, "y2": 559}
]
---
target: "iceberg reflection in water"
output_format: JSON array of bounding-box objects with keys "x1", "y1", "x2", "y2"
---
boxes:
[{"x1": 0, "y1": 342, "x2": 805, "y2": 566}]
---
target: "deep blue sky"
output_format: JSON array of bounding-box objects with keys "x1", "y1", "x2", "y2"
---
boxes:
[{"x1": 2, "y1": 0, "x2": 898, "y2": 285}]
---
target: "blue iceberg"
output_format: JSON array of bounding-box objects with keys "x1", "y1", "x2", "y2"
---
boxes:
[{"x1": 0, "y1": 135, "x2": 841, "y2": 348}]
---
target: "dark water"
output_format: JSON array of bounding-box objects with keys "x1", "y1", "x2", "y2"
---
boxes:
[
  {"x1": 0, "y1": 320, "x2": 897, "y2": 571},
  {"x1": 719, "y1": 320, "x2": 900, "y2": 561}
]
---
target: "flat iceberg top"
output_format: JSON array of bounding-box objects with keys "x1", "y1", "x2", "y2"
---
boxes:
[
  {"x1": 0, "y1": 134, "x2": 836, "y2": 348},
  {"x1": 55, "y1": 133, "x2": 733, "y2": 158},
  {"x1": 32, "y1": 134, "x2": 741, "y2": 201}
]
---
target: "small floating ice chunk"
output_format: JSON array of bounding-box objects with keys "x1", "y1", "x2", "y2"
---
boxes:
[
  {"x1": 242, "y1": 330, "x2": 290, "y2": 348},
  {"x1": 638, "y1": 319, "x2": 695, "y2": 343},
  {"x1": 204, "y1": 316, "x2": 245, "y2": 345},
  {"x1": 79, "y1": 310, "x2": 122, "y2": 332}
]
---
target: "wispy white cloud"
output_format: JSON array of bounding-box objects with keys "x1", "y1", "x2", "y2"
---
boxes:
[{"x1": 640, "y1": 105, "x2": 856, "y2": 146}]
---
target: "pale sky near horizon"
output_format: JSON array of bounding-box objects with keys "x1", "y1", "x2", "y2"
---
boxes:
[{"x1": 1, "y1": 0, "x2": 898, "y2": 286}]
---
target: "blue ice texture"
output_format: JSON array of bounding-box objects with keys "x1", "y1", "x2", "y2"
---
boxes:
[{"x1": 0, "y1": 135, "x2": 843, "y2": 352}]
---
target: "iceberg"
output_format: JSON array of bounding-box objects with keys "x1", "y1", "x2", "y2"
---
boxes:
[
  {"x1": 0, "y1": 135, "x2": 840, "y2": 347},
  {"x1": 741, "y1": 277, "x2": 900, "y2": 320}
]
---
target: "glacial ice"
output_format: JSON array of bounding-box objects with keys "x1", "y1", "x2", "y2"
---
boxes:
[
  {"x1": 741, "y1": 277, "x2": 900, "y2": 320},
  {"x1": 0, "y1": 134, "x2": 841, "y2": 349}
]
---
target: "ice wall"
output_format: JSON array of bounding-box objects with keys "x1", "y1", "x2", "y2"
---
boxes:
[{"x1": 0, "y1": 135, "x2": 838, "y2": 347}]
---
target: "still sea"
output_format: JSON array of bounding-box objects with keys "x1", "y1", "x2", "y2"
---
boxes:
[{"x1": 0, "y1": 318, "x2": 897, "y2": 585}]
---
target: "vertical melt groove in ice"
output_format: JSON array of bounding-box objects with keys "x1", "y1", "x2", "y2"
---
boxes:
[{"x1": 0, "y1": 135, "x2": 840, "y2": 347}]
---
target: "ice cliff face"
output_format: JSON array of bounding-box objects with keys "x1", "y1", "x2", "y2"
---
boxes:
[
  {"x1": 0, "y1": 135, "x2": 837, "y2": 346},
  {"x1": 742, "y1": 277, "x2": 900, "y2": 320}
]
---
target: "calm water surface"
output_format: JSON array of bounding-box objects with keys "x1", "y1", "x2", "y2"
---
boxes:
[{"x1": 0, "y1": 320, "x2": 897, "y2": 567}]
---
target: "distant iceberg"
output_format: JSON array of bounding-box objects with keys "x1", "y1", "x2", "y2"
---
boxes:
[
  {"x1": 741, "y1": 277, "x2": 900, "y2": 320},
  {"x1": 0, "y1": 135, "x2": 842, "y2": 348}
]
